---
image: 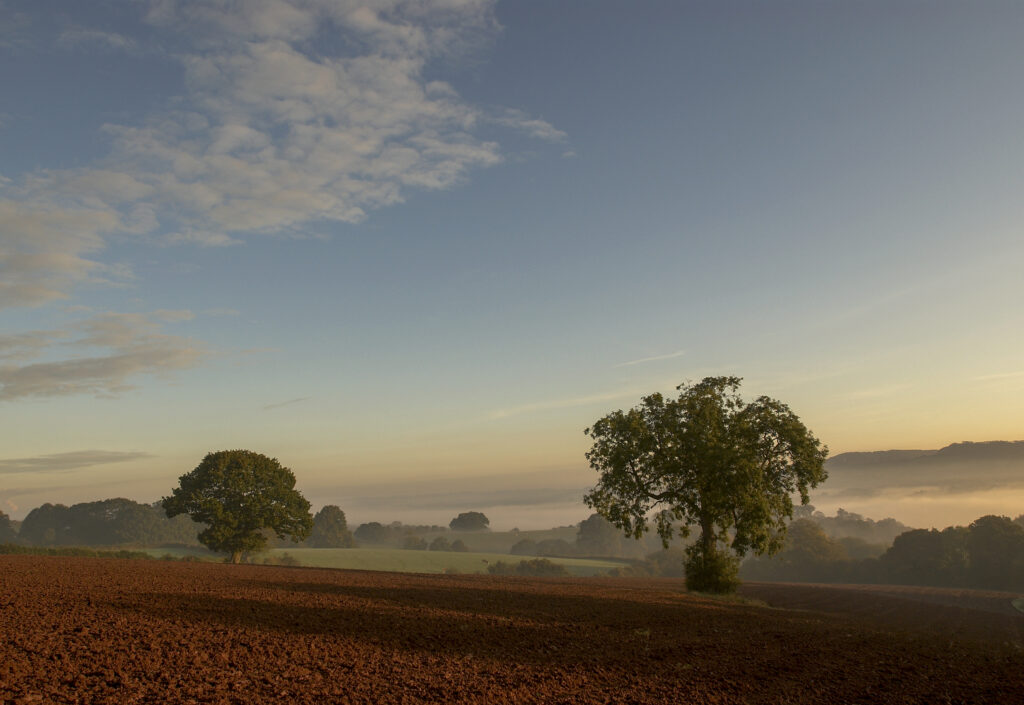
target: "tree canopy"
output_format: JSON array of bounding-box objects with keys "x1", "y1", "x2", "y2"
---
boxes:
[
  {"x1": 575, "y1": 513, "x2": 623, "y2": 557},
  {"x1": 163, "y1": 450, "x2": 312, "y2": 563},
  {"x1": 309, "y1": 505, "x2": 354, "y2": 548},
  {"x1": 584, "y1": 376, "x2": 828, "y2": 592},
  {"x1": 0, "y1": 510, "x2": 18, "y2": 544},
  {"x1": 449, "y1": 511, "x2": 489, "y2": 531}
]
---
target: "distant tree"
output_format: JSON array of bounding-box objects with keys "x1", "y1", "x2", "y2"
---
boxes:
[
  {"x1": 449, "y1": 539, "x2": 469, "y2": 552},
  {"x1": 309, "y1": 505, "x2": 354, "y2": 548},
  {"x1": 534, "y1": 538, "x2": 574, "y2": 557},
  {"x1": 354, "y1": 522, "x2": 390, "y2": 543},
  {"x1": 966, "y1": 515, "x2": 1024, "y2": 590},
  {"x1": 486, "y1": 558, "x2": 568, "y2": 577},
  {"x1": 449, "y1": 511, "x2": 490, "y2": 531},
  {"x1": 402, "y1": 535, "x2": 427, "y2": 550},
  {"x1": 19, "y1": 503, "x2": 72, "y2": 545},
  {"x1": 509, "y1": 538, "x2": 537, "y2": 556},
  {"x1": 428, "y1": 536, "x2": 450, "y2": 551},
  {"x1": 836, "y1": 536, "x2": 885, "y2": 561},
  {"x1": 515, "y1": 558, "x2": 569, "y2": 577},
  {"x1": 645, "y1": 548, "x2": 687, "y2": 577},
  {"x1": 163, "y1": 450, "x2": 313, "y2": 564},
  {"x1": 881, "y1": 527, "x2": 968, "y2": 586},
  {"x1": 584, "y1": 377, "x2": 827, "y2": 593},
  {"x1": 575, "y1": 513, "x2": 623, "y2": 556},
  {"x1": 66, "y1": 498, "x2": 163, "y2": 545},
  {"x1": 0, "y1": 510, "x2": 18, "y2": 544},
  {"x1": 785, "y1": 519, "x2": 848, "y2": 564},
  {"x1": 486, "y1": 560, "x2": 516, "y2": 575}
]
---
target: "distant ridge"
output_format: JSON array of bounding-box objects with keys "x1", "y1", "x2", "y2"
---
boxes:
[{"x1": 828, "y1": 441, "x2": 1024, "y2": 467}]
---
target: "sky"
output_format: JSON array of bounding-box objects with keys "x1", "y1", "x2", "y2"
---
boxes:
[{"x1": 2, "y1": 1, "x2": 1023, "y2": 529}]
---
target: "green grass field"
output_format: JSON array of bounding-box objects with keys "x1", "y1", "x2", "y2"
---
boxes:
[
  {"x1": 137, "y1": 545, "x2": 629, "y2": 575},
  {"x1": 265, "y1": 548, "x2": 628, "y2": 576}
]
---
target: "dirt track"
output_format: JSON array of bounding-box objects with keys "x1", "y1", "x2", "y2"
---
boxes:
[{"x1": 1, "y1": 556, "x2": 1021, "y2": 704}]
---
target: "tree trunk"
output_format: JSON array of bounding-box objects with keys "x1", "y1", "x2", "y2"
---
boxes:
[
  {"x1": 231, "y1": 550, "x2": 242, "y2": 564},
  {"x1": 699, "y1": 514, "x2": 715, "y2": 562}
]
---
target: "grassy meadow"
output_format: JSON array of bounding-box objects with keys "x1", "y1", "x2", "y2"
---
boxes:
[
  {"x1": 140, "y1": 545, "x2": 628, "y2": 576},
  {"x1": 265, "y1": 547, "x2": 627, "y2": 576}
]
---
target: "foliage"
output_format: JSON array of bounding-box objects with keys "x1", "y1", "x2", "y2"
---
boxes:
[
  {"x1": 509, "y1": 538, "x2": 537, "y2": 555},
  {"x1": 740, "y1": 513, "x2": 1024, "y2": 590},
  {"x1": 261, "y1": 552, "x2": 300, "y2": 566},
  {"x1": 742, "y1": 519, "x2": 849, "y2": 582},
  {"x1": 0, "y1": 543, "x2": 158, "y2": 560},
  {"x1": 682, "y1": 544, "x2": 740, "y2": 593},
  {"x1": 351, "y1": 521, "x2": 447, "y2": 546},
  {"x1": 0, "y1": 511, "x2": 19, "y2": 544},
  {"x1": 965, "y1": 515, "x2": 1024, "y2": 590},
  {"x1": 584, "y1": 377, "x2": 827, "y2": 593},
  {"x1": 163, "y1": 450, "x2": 313, "y2": 563},
  {"x1": 644, "y1": 548, "x2": 687, "y2": 577},
  {"x1": 354, "y1": 521, "x2": 390, "y2": 543},
  {"x1": 428, "y1": 536, "x2": 450, "y2": 551},
  {"x1": 402, "y1": 535, "x2": 428, "y2": 550},
  {"x1": 487, "y1": 558, "x2": 569, "y2": 577},
  {"x1": 264, "y1": 547, "x2": 620, "y2": 575},
  {"x1": 309, "y1": 505, "x2": 354, "y2": 548},
  {"x1": 18, "y1": 499, "x2": 200, "y2": 547},
  {"x1": 882, "y1": 527, "x2": 968, "y2": 586},
  {"x1": 793, "y1": 505, "x2": 910, "y2": 546},
  {"x1": 575, "y1": 513, "x2": 623, "y2": 556},
  {"x1": 535, "y1": 538, "x2": 574, "y2": 556},
  {"x1": 449, "y1": 539, "x2": 469, "y2": 552},
  {"x1": 449, "y1": 511, "x2": 490, "y2": 531}
]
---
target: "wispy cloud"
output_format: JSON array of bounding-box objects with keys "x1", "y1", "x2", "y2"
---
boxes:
[
  {"x1": 0, "y1": 450, "x2": 153, "y2": 475},
  {"x1": 0, "y1": 311, "x2": 206, "y2": 400},
  {"x1": 840, "y1": 383, "x2": 912, "y2": 402},
  {"x1": 494, "y1": 108, "x2": 567, "y2": 141},
  {"x1": 972, "y1": 370, "x2": 1024, "y2": 382},
  {"x1": 489, "y1": 389, "x2": 638, "y2": 420},
  {"x1": 614, "y1": 349, "x2": 686, "y2": 368},
  {"x1": 1, "y1": 0, "x2": 563, "y2": 319},
  {"x1": 58, "y1": 28, "x2": 138, "y2": 52},
  {"x1": 263, "y1": 396, "x2": 311, "y2": 411},
  {"x1": 1, "y1": 1, "x2": 565, "y2": 401}
]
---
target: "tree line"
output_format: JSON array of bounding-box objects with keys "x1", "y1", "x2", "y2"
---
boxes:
[{"x1": 741, "y1": 513, "x2": 1024, "y2": 591}]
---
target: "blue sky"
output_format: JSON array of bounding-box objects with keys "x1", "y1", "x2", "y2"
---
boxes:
[{"x1": 2, "y1": 1, "x2": 1023, "y2": 528}]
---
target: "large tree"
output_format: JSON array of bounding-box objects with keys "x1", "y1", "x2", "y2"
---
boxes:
[
  {"x1": 584, "y1": 376, "x2": 828, "y2": 593},
  {"x1": 163, "y1": 450, "x2": 313, "y2": 563}
]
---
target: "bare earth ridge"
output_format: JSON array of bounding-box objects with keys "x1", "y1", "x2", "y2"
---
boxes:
[{"x1": 1, "y1": 556, "x2": 1021, "y2": 704}]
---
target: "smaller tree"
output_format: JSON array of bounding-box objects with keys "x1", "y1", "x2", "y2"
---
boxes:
[
  {"x1": 575, "y1": 513, "x2": 623, "y2": 556},
  {"x1": 510, "y1": 538, "x2": 537, "y2": 556},
  {"x1": 403, "y1": 535, "x2": 428, "y2": 550},
  {"x1": 966, "y1": 515, "x2": 1024, "y2": 590},
  {"x1": 309, "y1": 505, "x2": 354, "y2": 548},
  {"x1": 449, "y1": 539, "x2": 469, "y2": 552},
  {"x1": 163, "y1": 450, "x2": 312, "y2": 563},
  {"x1": 429, "y1": 536, "x2": 451, "y2": 551},
  {"x1": 0, "y1": 510, "x2": 18, "y2": 544},
  {"x1": 354, "y1": 521, "x2": 390, "y2": 543},
  {"x1": 449, "y1": 511, "x2": 490, "y2": 531}
]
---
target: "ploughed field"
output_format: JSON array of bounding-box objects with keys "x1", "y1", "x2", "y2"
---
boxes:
[{"x1": 1, "y1": 557, "x2": 1021, "y2": 704}]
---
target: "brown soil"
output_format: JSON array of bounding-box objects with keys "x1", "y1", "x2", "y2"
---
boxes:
[{"x1": 0, "y1": 557, "x2": 1021, "y2": 704}]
